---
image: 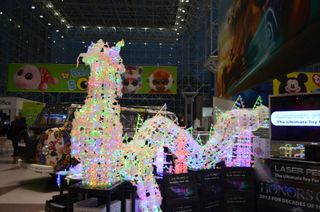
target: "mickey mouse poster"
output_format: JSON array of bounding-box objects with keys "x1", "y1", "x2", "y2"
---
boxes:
[{"x1": 277, "y1": 73, "x2": 308, "y2": 94}]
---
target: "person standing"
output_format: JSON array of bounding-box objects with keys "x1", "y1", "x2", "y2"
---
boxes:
[{"x1": 10, "y1": 115, "x2": 27, "y2": 158}]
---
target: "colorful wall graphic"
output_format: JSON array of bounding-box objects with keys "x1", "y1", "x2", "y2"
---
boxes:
[
  {"x1": 273, "y1": 72, "x2": 320, "y2": 95},
  {"x1": 7, "y1": 63, "x2": 177, "y2": 94},
  {"x1": 218, "y1": 0, "x2": 320, "y2": 97}
]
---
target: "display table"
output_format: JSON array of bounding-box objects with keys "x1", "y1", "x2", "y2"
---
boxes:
[
  {"x1": 67, "y1": 181, "x2": 136, "y2": 212},
  {"x1": 256, "y1": 158, "x2": 320, "y2": 212}
]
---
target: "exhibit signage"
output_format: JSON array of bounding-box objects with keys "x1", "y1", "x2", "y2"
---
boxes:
[
  {"x1": 6, "y1": 63, "x2": 177, "y2": 94},
  {"x1": 273, "y1": 72, "x2": 320, "y2": 95},
  {"x1": 271, "y1": 110, "x2": 320, "y2": 127},
  {"x1": 257, "y1": 159, "x2": 320, "y2": 211}
]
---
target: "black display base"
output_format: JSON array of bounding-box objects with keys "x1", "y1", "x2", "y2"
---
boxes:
[
  {"x1": 305, "y1": 145, "x2": 320, "y2": 162},
  {"x1": 66, "y1": 181, "x2": 136, "y2": 212}
]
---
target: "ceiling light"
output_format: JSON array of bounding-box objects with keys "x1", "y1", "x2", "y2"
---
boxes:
[
  {"x1": 67, "y1": 25, "x2": 71, "y2": 28},
  {"x1": 9, "y1": 18, "x2": 12, "y2": 22},
  {"x1": 47, "y1": 3, "x2": 53, "y2": 8},
  {"x1": 144, "y1": 42, "x2": 147, "y2": 45},
  {"x1": 181, "y1": 19, "x2": 184, "y2": 21},
  {"x1": 53, "y1": 40, "x2": 56, "y2": 43},
  {"x1": 177, "y1": 32, "x2": 179, "y2": 35},
  {"x1": 176, "y1": 38, "x2": 179, "y2": 41},
  {"x1": 143, "y1": 27, "x2": 148, "y2": 31},
  {"x1": 48, "y1": 36, "x2": 51, "y2": 39},
  {"x1": 182, "y1": 9, "x2": 185, "y2": 13},
  {"x1": 128, "y1": 27, "x2": 133, "y2": 30},
  {"x1": 173, "y1": 28, "x2": 177, "y2": 31},
  {"x1": 159, "y1": 28, "x2": 164, "y2": 31},
  {"x1": 61, "y1": 35, "x2": 64, "y2": 38},
  {"x1": 54, "y1": 11, "x2": 60, "y2": 16},
  {"x1": 159, "y1": 43, "x2": 162, "y2": 45},
  {"x1": 176, "y1": 22, "x2": 179, "y2": 25},
  {"x1": 31, "y1": 6, "x2": 35, "y2": 9},
  {"x1": 82, "y1": 41, "x2": 85, "y2": 44},
  {"x1": 39, "y1": 15, "x2": 44, "y2": 18},
  {"x1": 177, "y1": 16, "x2": 180, "y2": 19},
  {"x1": 56, "y1": 29, "x2": 59, "y2": 32},
  {"x1": 179, "y1": 26, "x2": 182, "y2": 29},
  {"x1": 97, "y1": 26, "x2": 102, "y2": 30},
  {"x1": 113, "y1": 27, "x2": 116, "y2": 30},
  {"x1": 82, "y1": 26, "x2": 86, "y2": 29},
  {"x1": 0, "y1": 11, "x2": 3, "y2": 15},
  {"x1": 17, "y1": 25, "x2": 21, "y2": 28},
  {"x1": 48, "y1": 23, "x2": 51, "y2": 26},
  {"x1": 128, "y1": 42, "x2": 131, "y2": 44},
  {"x1": 61, "y1": 19, "x2": 65, "y2": 23}
]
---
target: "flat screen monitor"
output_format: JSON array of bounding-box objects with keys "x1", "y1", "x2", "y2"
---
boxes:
[{"x1": 269, "y1": 93, "x2": 320, "y2": 144}]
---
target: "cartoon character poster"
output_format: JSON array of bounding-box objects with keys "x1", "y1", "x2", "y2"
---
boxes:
[
  {"x1": 7, "y1": 63, "x2": 177, "y2": 94},
  {"x1": 273, "y1": 72, "x2": 320, "y2": 95},
  {"x1": 7, "y1": 63, "x2": 90, "y2": 93},
  {"x1": 121, "y1": 65, "x2": 177, "y2": 94},
  {"x1": 218, "y1": 0, "x2": 320, "y2": 97}
]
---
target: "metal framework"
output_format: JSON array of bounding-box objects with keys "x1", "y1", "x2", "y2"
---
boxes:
[{"x1": 1, "y1": 0, "x2": 215, "y2": 115}]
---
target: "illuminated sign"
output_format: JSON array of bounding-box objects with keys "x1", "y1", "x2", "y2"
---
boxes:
[{"x1": 271, "y1": 110, "x2": 320, "y2": 126}]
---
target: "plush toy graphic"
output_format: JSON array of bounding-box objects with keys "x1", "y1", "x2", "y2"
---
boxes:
[
  {"x1": 122, "y1": 66, "x2": 143, "y2": 94},
  {"x1": 13, "y1": 64, "x2": 59, "y2": 91},
  {"x1": 148, "y1": 69, "x2": 174, "y2": 94},
  {"x1": 277, "y1": 73, "x2": 308, "y2": 94}
]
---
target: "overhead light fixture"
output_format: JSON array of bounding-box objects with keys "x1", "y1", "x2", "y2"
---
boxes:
[
  {"x1": 128, "y1": 27, "x2": 133, "y2": 30},
  {"x1": 9, "y1": 18, "x2": 12, "y2": 22},
  {"x1": 48, "y1": 36, "x2": 51, "y2": 39},
  {"x1": 176, "y1": 38, "x2": 179, "y2": 41},
  {"x1": 56, "y1": 29, "x2": 59, "y2": 32},
  {"x1": 17, "y1": 25, "x2": 21, "y2": 28},
  {"x1": 185, "y1": 0, "x2": 189, "y2": 2},
  {"x1": 159, "y1": 43, "x2": 162, "y2": 45},
  {"x1": 82, "y1": 41, "x2": 85, "y2": 44},
  {"x1": 67, "y1": 25, "x2": 71, "y2": 28},
  {"x1": 144, "y1": 42, "x2": 147, "y2": 45},
  {"x1": 61, "y1": 19, "x2": 65, "y2": 23},
  {"x1": 143, "y1": 27, "x2": 148, "y2": 31},
  {"x1": 53, "y1": 40, "x2": 56, "y2": 43},
  {"x1": 61, "y1": 35, "x2": 64, "y2": 38},
  {"x1": 82, "y1": 26, "x2": 87, "y2": 29},
  {"x1": 48, "y1": 22, "x2": 51, "y2": 26},
  {"x1": 177, "y1": 32, "x2": 179, "y2": 35},
  {"x1": 31, "y1": 6, "x2": 35, "y2": 9},
  {"x1": 0, "y1": 11, "x2": 3, "y2": 15},
  {"x1": 47, "y1": 3, "x2": 53, "y2": 8},
  {"x1": 97, "y1": 26, "x2": 102, "y2": 30},
  {"x1": 173, "y1": 28, "x2": 177, "y2": 31},
  {"x1": 181, "y1": 19, "x2": 184, "y2": 21},
  {"x1": 179, "y1": 26, "x2": 182, "y2": 29},
  {"x1": 112, "y1": 26, "x2": 116, "y2": 30},
  {"x1": 177, "y1": 16, "x2": 180, "y2": 19},
  {"x1": 158, "y1": 28, "x2": 164, "y2": 31},
  {"x1": 182, "y1": 9, "x2": 185, "y2": 13},
  {"x1": 54, "y1": 11, "x2": 60, "y2": 16},
  {"x1": 128, "y1": 42, "x2": 131, "y2": 44},
  {"x1": 39, "y1": 15, "x2": 44, "y2": 18}
]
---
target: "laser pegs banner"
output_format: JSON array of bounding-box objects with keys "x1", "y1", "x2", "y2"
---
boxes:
[
  {"x1": 218, "y1": 0, "x2": 320, "y2": 97},
  {"x1": 6, "y1": 63, "x2": 177, "y2": 94},
  {"x1": 257, "y1": 159, "x2": 320, "y2": 211}
]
